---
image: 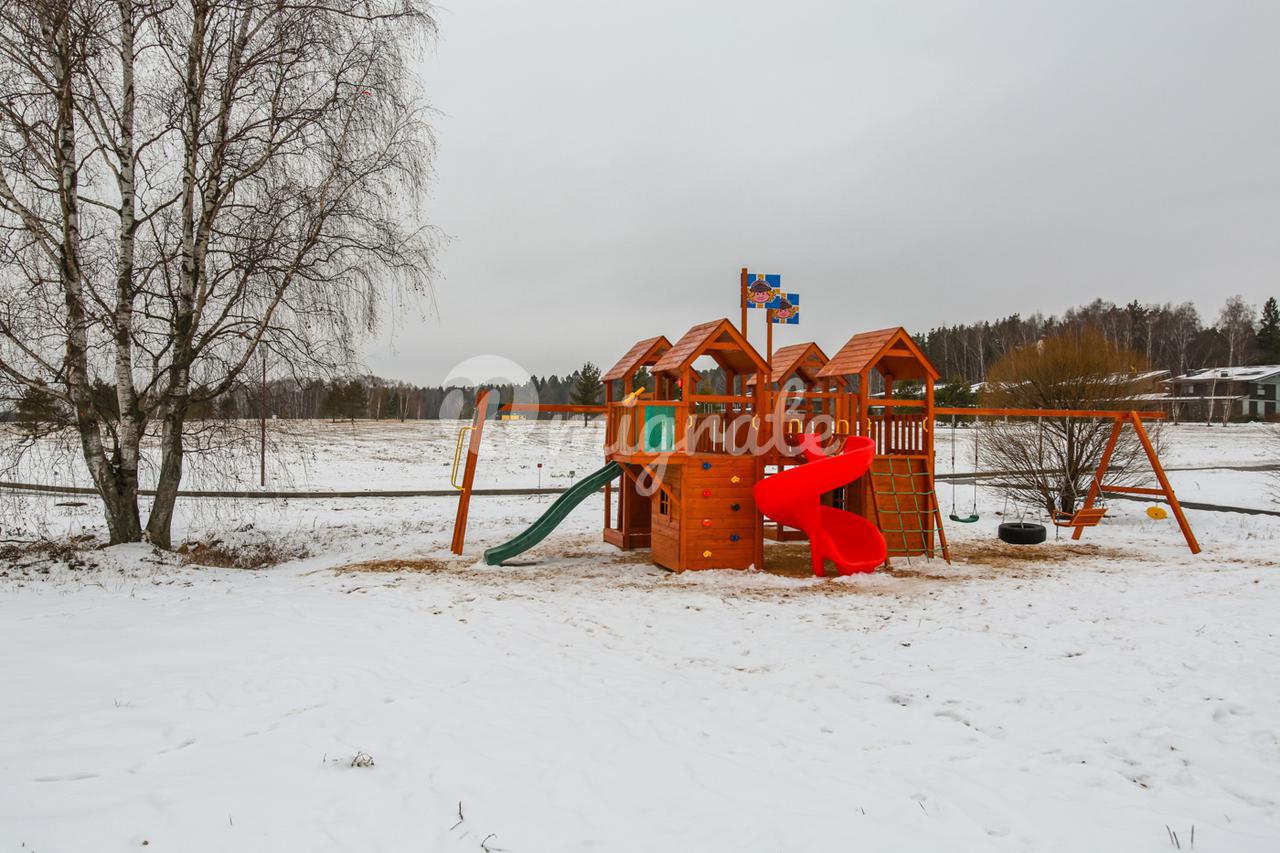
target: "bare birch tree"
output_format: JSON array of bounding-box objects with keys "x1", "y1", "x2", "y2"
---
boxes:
[
  {"x1": 1217, "y1": 295, "x2": 1256, "y2": 368},
  {"x1": 0, "y1": 0, "x2": 436, "y2": 546}
]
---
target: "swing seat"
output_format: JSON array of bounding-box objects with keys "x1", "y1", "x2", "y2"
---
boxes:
[
  {"x1": 949, "y1": 512, "x2": 980, "y2": 524},
  {"x1": 1050, "y1": 507, "x2": 1107, "y2": 528}
]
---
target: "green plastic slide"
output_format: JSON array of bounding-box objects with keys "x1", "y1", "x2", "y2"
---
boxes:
[{"x1": 483, "y1": 461, "x2": 622, "y2": 565}]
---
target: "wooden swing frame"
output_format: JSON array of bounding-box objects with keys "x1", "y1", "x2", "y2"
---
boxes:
[
  {"x1": 932, "y1": 407, "x2": 1201, "y2": 555},
  {"x1": 1071, "y1": 411, "x2": 1200, "y2": 554}
]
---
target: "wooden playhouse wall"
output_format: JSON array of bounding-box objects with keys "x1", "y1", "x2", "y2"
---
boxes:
[{"x1": 652, "y1": 456, "x2": 759, "y2": 571}]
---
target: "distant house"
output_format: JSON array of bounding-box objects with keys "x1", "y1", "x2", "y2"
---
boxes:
[{"x1": 1160, "y1": 365, "x2": 1280, "y2": 421}]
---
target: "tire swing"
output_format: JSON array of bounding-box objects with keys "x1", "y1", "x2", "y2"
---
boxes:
[
  {"x1": 996, "y1": 416, "x2": 1046, "y2": 545},
  {"x1": 998, "y1": 521, "x2": 1047, "y2": 545},
  {"x1": 948, "y1": 415, "x2": 980, "y2": 524}
]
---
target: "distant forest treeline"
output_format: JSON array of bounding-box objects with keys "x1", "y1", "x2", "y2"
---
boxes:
[
  {"x1": 5, "y1": 295, "x2": 1276, "y2": 424},
  {"x1": 141, "y1": 293, "x2": 1280, "y2": 420},
  {"x1": 917, "y1": 294, "x2": 1278, "y2": 383},
  {"x1": 277, "y1": 293, "x2": 1277, "y2": 419},
  {"x1": 202, "y1": 370, "x2": 599, "y2": 421}
]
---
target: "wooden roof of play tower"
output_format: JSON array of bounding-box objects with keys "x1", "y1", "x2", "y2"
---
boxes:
[
  {"x1": 749, "y1": 342, "x2": 830, "y2": 386},
  {"x1": 602, "y1": 335, "x2": 672, "y2": 382},
  {"x1": 818, "y1": 327, "x2": 940, "y2": 381},
  {"x1": 651, "y1": 318, "x2": 767, "y2": 377}
]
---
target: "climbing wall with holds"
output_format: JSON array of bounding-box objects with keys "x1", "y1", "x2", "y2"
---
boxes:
[{"x1": 649, "y1": 455, "x2": 759, "y2": 571}]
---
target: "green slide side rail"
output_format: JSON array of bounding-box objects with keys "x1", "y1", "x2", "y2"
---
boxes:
[{"x1": 483, "y1": 461, "x2": 622, "y2": 566}]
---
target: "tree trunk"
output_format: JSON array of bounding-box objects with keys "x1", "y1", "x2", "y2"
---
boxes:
[
  {"x1": 79, "y1": 422, "x2": 144, "y2": 544},
  {"x1": 146, "y1": 408, "x2": 186, "y2": 549},
  {"x1": 1058, "y1": 421, "x2": 1076, "y2": 514}
]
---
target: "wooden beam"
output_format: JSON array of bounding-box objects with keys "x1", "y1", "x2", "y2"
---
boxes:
[
  {"x1": 1126, "y1": 411, "x2": 1201, "y2": 554},
  {"x1": 1100, "y1": 485, "x2": 1168, "y2": 496},
  {"x1": 934, "y1": 407, "x2": 1165, "y2": 419},
  {"x1": 688, "y1": 393, "x2": 757, "y2": 404},
  {"x1": 870, "y1": 398, "x2": 927, "y2": 409},
  {"x1": 498, "y1": 403, "x2": 607, "y2": 414}
]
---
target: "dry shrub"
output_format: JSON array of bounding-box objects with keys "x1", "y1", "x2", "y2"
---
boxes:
[
  {"x1": 0, "y1": 537, "x2": 95, "y2": 572},
  {"x1": 980, "y1": 328, "x2": 1159, "y2": 516},
  {"x1": 177, "y1": 537, "x2": 308, "y2": 569}
]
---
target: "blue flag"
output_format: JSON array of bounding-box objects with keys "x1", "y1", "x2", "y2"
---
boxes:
[
  {"x1": 744, "y1": 272, "x2": 781, "y2": 309},
  {"x1": 770, "y1": 292, "x2": 799, "y2": 324}
]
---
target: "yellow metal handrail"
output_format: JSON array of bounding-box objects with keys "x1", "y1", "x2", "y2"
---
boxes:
[{"x1": 450, "y1": 426, "x2": 473, "y2": 490}]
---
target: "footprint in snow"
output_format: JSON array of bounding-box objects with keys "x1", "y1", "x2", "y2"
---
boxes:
[
  {"x1": 1212, "y1": 703, "x2": 1250, "y2": 723},
  {"x1": 35, "y1": 772, "x2": 100, "y2": 782}
]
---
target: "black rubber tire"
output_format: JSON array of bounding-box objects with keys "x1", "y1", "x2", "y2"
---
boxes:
[{"x1": 998, "y1": 522, "x2": 1047, "y2": 545}]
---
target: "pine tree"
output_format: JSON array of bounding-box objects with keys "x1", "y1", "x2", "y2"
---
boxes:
[
  {"x1": 1257, "y1": 297, "x2": 1280, "y2": 364},
  {"x1": 571, "y1": 361, "x2": 603, "y2": 424},
  {"x1": 15, "y1": 382, "x2": 68, "y2": 434},
  {"x1": 342, "y1": 380, "x2": 369, "y2": 421}
]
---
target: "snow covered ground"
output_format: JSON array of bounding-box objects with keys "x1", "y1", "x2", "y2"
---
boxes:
[{"x1": 1, "y1": 421, "x2": 1278, "y2": 851}]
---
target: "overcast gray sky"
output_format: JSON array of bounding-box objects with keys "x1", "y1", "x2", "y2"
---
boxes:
[{"x1": 364, "y1": 0, "x2": 1280, "y2": 385}]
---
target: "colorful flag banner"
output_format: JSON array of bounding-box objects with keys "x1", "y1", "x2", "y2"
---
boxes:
[
  {"x1": 744, "y1": 272, "x2": 781, "y2": 309},
  {"x1": 770, "y1": 292, "x2": 799, "y2": 324}
]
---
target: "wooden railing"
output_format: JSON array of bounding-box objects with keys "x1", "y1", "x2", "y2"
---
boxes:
[
  {"x1": 607, "y1": 396, "x2": 935, "y2": 458},
  {"x1": 606, "y1": 402, "x2": 767, "y2": 456},
  {"x1": 867, "y1": 413, "x2": 928, "y2": 455}
]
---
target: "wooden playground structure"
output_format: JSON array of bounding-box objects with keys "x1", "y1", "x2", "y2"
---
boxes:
[{"x1": 451, "y1": 274, "x2": 1200, "y2": 572}]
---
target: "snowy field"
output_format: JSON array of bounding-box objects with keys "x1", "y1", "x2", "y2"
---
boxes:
[{"x1": 1, "y1": 421, "x2": 1278, "y2": 851}]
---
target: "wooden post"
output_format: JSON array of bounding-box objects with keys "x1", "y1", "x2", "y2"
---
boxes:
[
  {"x1": 740, "y1": 267, "x2": 749, "y2": 340},
  {"x1": 1072, "y1": 416, "x2": 1122, "y2": 542},
  {"x1": 1070, "y1": 412, "x2": 1121, "y2": 537},
  {"x1": 605, "y1": 379, "x2": 614, "y2": 524},
  {"x1": 450, "y1": 389, "x2": 492, "y2": 555},
  {"x1": 924, "y1": 379, "x2": 944, "y2": 560},
  {"x1": 676, "y1": 369, "x2": 691, "y2": 452},
  {"x1": 856, "y1": 371, "x2": 870, "y2": 439},
  {"x1": 766, "y1": 308, "x2": 774, "y2": 362},
  {"x1": 1128, "y1": 411, "x2": 1201, "y2": 554},
  {"x1": 754, "y1": 455, "x2": 766, "y2": 570},
  {"x1": 259, "y1": 351, "x2": 267, "y2": 488}
]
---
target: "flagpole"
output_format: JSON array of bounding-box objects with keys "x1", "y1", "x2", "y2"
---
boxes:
[
  {"x1": 739, "y1": 267, "x2": 748, "y2": 341},
  {"x1": 766, "y1": 308, "x2": 774, "y2": 362}
]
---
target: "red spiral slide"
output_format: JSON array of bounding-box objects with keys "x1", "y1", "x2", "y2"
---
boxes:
[{"x1": 753, "y1": 434, "x2": 887, "y2": 576}]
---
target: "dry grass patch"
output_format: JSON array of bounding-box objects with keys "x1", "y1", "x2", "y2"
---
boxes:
[
  {"x1": 337, "y1": 556, "x2": 457, "y2": 574},
  {"x1": 760, "y1": 543, "x2": 959, "y2": 584},
  {"x1": 559, "y1": 547, "x2": 653, "y2": 565},
  {"x1": 951, "y1": 540, "x2": 1128, "y2": 569}
]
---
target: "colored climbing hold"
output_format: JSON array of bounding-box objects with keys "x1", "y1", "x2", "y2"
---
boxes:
[
  {"x1": 730, "y1": 475, "x2": 741, "y2": 483},
  {"x1": 702, "y1": 519, "x2": 712, "y2": 527},
  {"x1": 702, "y1": 489, "x2": 711, "y2": 498},
  {"x1": 730, "y1": 503, "x2": 740, "y2": 511},
  {"x1": 702, "y1": 550, "x2": 712, "y2": 558},
  {"x1": 729, "y1": 534, "x2": 740, "y2": 542},
  {"x1": 702, "y1": 462, "x2": 712, "y2": 470}
]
